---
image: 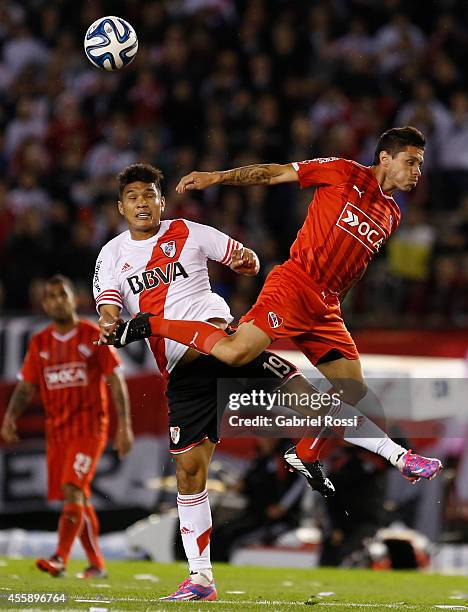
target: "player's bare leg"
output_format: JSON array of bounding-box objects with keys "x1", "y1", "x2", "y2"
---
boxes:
[
  {"x1": 114, "y1": 314, "x2": 271, "y2": 366},
  {"x1": 175, "y1": 438, "x2": 215, "y2": 495},
  {"x1": 292, "y1": 356, "x2": 442, "y2": 484},
  {"x1": 36, "y1": 484, "x2": 85, "y2": 576},
  {"x1": 206, "y1": 321, "x2": 271, "y2": 366},
  {"x1": 161, "y1": 439, "x2": 217, "y2": 601}
]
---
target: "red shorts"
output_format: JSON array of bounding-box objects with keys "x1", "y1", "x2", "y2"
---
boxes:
[
  {"x1": 239, "y1": 259, "x2": 359, "y2": 365},
  {"x1": 46, "y1": 436, "x2": 105, "y2": 500}
]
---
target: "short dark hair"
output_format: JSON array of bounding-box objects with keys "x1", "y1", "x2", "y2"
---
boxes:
[
  {"x1": 117, "y1": 163, "x2": 164, "y2": 198},
  {"x1": 44, "y1": 274, "x2": 75, "y2": 296},
  {"x1": 373, "y1": 126, "x2": 426, "y2": 165}
]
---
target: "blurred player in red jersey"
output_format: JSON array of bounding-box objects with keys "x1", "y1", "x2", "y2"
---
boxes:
[
  {"x1": 1, "y1": 275, "x2": 133, "y2": 578},
  {"x1": 112, "y1": 127, "x2": 442, "y2": 486}
]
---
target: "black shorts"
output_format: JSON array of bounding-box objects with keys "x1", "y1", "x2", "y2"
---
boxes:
[{"x1": 166, "y1": 351, "x2": 299, "y2": 454}]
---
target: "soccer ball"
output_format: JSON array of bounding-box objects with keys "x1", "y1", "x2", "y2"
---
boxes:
[{"x1": 84, "y1": 16, "x2": 138, "y2": 71}]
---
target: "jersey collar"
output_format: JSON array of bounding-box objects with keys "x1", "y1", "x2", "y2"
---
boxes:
[
  {"x1": 126, "y1": 222, "x2": 168, "y2": 247},
  {"x1": 51, "y1": 327, "x2": 78, "y2": 342}
]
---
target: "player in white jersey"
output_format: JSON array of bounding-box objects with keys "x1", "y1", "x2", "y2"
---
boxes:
[{"x1": 94, "y1": 163, "x2": 333, "y2": 601}]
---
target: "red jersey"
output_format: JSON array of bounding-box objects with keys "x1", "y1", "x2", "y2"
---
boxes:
[
  {"x1": 290, "y1": 158, "x2": 401, "y2": 294},
  {"x1": 20, "y1": 320, "x2": 119, "y2": 442}
]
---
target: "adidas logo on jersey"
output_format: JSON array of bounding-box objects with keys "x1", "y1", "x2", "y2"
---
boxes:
[
  {"x1": 180, "y1": 525, "x2": 194, "y2": 535},
  {"x1": 127, "y1": 262, "x2": 188, "y2": 295},
  {"x1": 121, "y1": 262, "x2": 132, "y2": 272},
  {"x1": 336, "y1": 202, "x2": 386, "y2": 253}
]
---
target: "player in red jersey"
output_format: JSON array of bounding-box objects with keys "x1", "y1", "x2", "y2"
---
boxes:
[
  {"x1": 1, "y1": 275, "x2": 133, "y2": 578},
  {"x1": 111, "y1": 127, "x2": 442, "y2": 485}
]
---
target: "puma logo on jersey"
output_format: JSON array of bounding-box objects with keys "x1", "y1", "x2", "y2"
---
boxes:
[
  {"x1": 337, "y1": 202, "x2": 386, "y2": 253},
  {"x1": 160, "y1": 240, "x2": 176, "y2": 258},
  {"x1": 44, "y1": 362, "x2": 88, "y2": 389},
  {"x1": 127, "y1": 261, "x2": 189, "y2": 294},
  {"x1": 353, "y1": 185, "x2": 364, "y2": 198},
  {"x1": 189, "y1": 331, "x2": 199, "y2": 347}
]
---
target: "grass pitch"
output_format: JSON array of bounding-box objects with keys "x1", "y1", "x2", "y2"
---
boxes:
[{"x1": 0, "y1": 557, "x2": 467, "y2": 611}]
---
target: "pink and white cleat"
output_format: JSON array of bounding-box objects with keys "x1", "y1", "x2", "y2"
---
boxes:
[
  {"x1": 159, "y1": 573, "x2": 217, "y2": 601},
  {"x1": 397, "y1": 449, "x2": 443, "y2": 483}
]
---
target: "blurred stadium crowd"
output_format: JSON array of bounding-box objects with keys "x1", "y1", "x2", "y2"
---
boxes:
[{"x1": 0, "y1": 0, "x2": 467, "y2": 327}]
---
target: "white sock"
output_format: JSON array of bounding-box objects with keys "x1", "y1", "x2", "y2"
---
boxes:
[
  {"x1": 190, "y1": 569, "x2": 213, "y2": 585},
  {"x1": 327, "y1": 401, "x2": 407, "y2": 463},
  {"x1": 177, "y1": 489, "x2": 212, "y2": 575}
]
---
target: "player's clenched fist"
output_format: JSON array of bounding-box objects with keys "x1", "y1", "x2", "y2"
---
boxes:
[
  {"x1": 97, "y1": 311, "x2": 121, "y2": 345},
  {"x1": 230, "y1": 247, "x2": 260, "y2": 276},
  {"x1": 176, "y1": 171, "x2": 218, "y2": 194}
]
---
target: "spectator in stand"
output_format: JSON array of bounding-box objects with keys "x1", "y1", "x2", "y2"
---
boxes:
[{"x1": 0, "y1": 1, "x2": 465, "y2": 327}]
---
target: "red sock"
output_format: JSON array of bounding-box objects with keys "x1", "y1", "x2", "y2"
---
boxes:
[
  {"x1": 150, "y1": 317, "x2": 227, "y2": 354},
  {"x1": 79, "y1": 504, "x2": 105, "y2": 569},
  {"x1": 296, "y1": 436, "x2": 330, "y2": 462},
  {"x1": 296, "y1": 424, "x2": 345, "y2": 462},
  {"x1": 55, "y1": 502, "x2": 84, "y2": 563}
]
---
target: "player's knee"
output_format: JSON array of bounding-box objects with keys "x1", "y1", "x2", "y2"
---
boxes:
[
  {"x1": 175, "y1": 459, "x2": 207, "y2": 495},
  {"x1": 340, "y1": 380, "x2": 368, "y2": 405},
  {"x1": 62, "y1": 483, "x2": 84, "y2": 504}
]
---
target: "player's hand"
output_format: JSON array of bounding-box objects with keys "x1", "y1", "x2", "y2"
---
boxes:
[
  {"x1": 114, "y1": 423, "x2": 134, "y2": 459},
  {"x1": 97, "y1": 313, "x2": 122, "y2": 346},
  {"x1": 176, "y1": 171, "x2": 219, "y2": 194},
  {"x1": 230, "y1": 248, "x2": 260, "y2": 276},
  {"x1": 1, "y1": 415, "x2": 19, "y2": 443}
]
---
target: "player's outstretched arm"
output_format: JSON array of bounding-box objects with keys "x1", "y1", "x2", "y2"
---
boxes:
[
  {"x1": 1, "y1": 380, "x2": 36, "y2": 443},
  {"x1": 106, "y1": 369, "x2": 134, "y2": 459},
  {"x1": 176, "y1": 163, "x2": 298, "y2": 193},
  {"x1": 230, "y1": 247, "x2": 260, "y2": 276}
]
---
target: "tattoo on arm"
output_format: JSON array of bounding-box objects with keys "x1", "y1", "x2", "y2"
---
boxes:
[
  {"x1": 7, "y1": 382, "x2": 34, "y2": 419},
  {"x1": 218, "y1": 164, "x2": 275, "y2": 186},
  {"x1": 108, "y1": 373, "x2": 131, "y2": 423}
]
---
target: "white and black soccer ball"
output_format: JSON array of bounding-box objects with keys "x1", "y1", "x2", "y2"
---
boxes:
[{"x1": 84, "y1": 16, "x2": 138, "y2": 71}]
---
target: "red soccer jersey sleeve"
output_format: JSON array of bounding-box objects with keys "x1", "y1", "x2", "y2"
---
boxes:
[
  {"x1": 292, "y1": 157, "x2": 352, "y2": 188},
  {"x1": 20, "y1": 338, "x2": 40, "y2": 385}
]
